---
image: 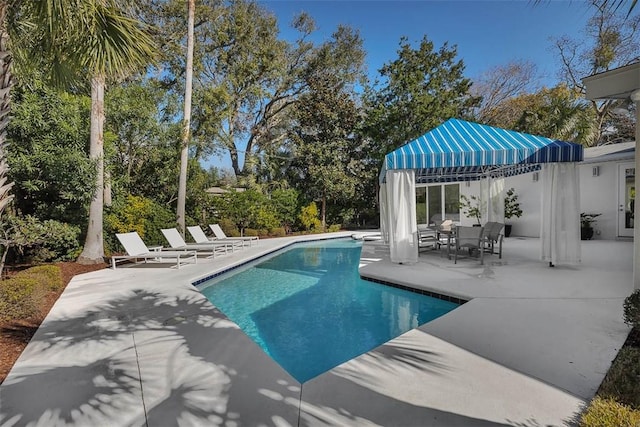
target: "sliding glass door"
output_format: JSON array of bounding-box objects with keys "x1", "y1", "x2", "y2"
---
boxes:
[{"x1": 416, "y1": 184, "x2": 460, "y2": 225}]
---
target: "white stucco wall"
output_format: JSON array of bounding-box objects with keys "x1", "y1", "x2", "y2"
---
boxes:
[{"x1": 456, "y1": 159, "x2": 631, "y2": 240}]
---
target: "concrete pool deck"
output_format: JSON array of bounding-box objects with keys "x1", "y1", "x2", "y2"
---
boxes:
[{"x1": 0, "y1": 232, "x2": 633, "y2": 426}]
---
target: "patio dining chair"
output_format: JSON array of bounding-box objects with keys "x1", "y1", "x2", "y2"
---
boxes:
[
  {"x1": 482, "y1": 222, "x2": 504, "y2": 259},
  {"x1": 453, "y1": 225, "x2": 484, "y2": 265},
  {"x1": 417, "y1": 224, "x2": 438, "y2": 252}
]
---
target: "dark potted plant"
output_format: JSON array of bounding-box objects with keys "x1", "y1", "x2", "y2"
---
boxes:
[
  {"x1": 580, "y1": 213, "x2": 601, "y2": 240},
  {"x1": 459, "y1": 194, "x2": 482, "y2": 226},
  {"x1": 504, "y1": 187, "x2": 522, "y2": 237}
]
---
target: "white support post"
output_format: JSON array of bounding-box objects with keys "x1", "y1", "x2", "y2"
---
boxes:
[{"x1": 632, "y1": 89, "x2": 640, "y2": 290}]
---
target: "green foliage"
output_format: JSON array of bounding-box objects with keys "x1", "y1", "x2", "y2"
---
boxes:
[
  {"x1": 20, "y1": 265, "x2": 64, "y2": 291},
  {"x1": 104, "y1": 195, "x2": 175, "y2": 249},
  {"x1": 209, "y1": 189, "x2": 279, "y2": 233},
  {"x1": 105, "y1": 80, "x2": 182, "y2": 204},
  {"x1": 0, "y1": 265, "x2": 62, "y2": 321},
  {"x1": 596, "y1": 345, "x2": 640, "y2": 410},
  {"x1": 506, "y1": 85, "x2": 597, "y2": 146},
  {"x1": 270, "y1": 227, "x2": 286, "y2": 237},
  {"x1": 244, "y1": 228, "x2": 260, "y2": 237},
  {"x1": 459, "y1": 195, "x2": 482, "y2": 224},
  {"x1": 299, "y1": 202, "x2": 321, "y2": 231},
  {"x1": 289, "y1": 72, "x2": 364, "y2": 227},
  {"x1": 3, "y1": 215, "x2": 82, "y2": 264},
  {"x1": 7, "y1": 82, "x2": 97, "y2": 225},
  {"x1": 0, "y1": 277, "x2": 41, "y2": 321},
  {"x1": 623, "y1": 290, "x2": 640, "y2": 329},
  {"x1": 366, "y1": 35, "x2": 479, "y2": 155},
  {"x1": 270, "y1": 188, "x2": 300, "y2": 230},
  {"x1": 218, "y1": 218, "x2": 240, "y2": 237},
  {"x1": 580, "y1": 397, "x2": 640, "y2": 427},
  {"x1": 504, "y1": 188, "x2": 523, "y2": 220},
  {"x1": 327, "y1": 224, "x2": 341, "y2": 232}
]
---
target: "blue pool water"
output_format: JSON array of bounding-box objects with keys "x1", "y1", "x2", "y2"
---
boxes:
[{"x1": 199, "y1": 239, "x2": 459, "y2": 382}]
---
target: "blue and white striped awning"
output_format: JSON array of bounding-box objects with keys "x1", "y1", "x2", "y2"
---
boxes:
[{"x1": 380, "y1": 119, "x2": 584, "y2": 183}]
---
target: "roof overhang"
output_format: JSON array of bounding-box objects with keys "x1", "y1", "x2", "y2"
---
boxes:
[{"x1": 582, "y1": 62, "x2": 640, "y2": 100}]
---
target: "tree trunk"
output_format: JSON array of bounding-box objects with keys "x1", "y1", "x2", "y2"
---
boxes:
[
  {"x1": 78, "y1": 74, "x2": 105, "y2": 264},
  {"x1": 0, "y1": 5, "x2": 14, "y2": 218},
  {"x1": 176, "y1": 0, "x2": 195, "y2": 236},
  {"x1": 321, "y1": 194, "x2": 326, "y2": 230}
]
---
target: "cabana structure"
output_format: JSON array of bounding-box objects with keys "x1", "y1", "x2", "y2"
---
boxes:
[
  {"x1": 379, "y1": 118, "x2": 584, "y2": 265},
  {"x1": 583, "y1": 62, "x2": 640, "y2": 290}
]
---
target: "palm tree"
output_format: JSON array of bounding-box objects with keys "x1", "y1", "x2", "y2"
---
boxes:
[
  {"x1": 74, "y1": 3, "x2": 155, "y2": 264},
  {"x1": 0, "y1": 3, "x2": 17, "y2": 219},
  {"x1": 1, "y1": 1, "x2": 154, "y2": 264},
  {"x1": 176, "y1": 0, "x2": 195, "y2": 236}
]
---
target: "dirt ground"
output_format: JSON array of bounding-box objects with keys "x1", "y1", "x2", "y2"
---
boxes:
[{"x1": 0, "y1": 262, "x2": 107, "y2": 384}]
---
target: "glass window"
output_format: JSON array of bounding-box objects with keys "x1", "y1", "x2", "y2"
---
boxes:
[
  {"x1": 415, "y1": 183, "x2": 461, "y2": 225},
  {"x1": 415, "y1": 187, "x2": 427, "y2": 224},
  {"x1": 444, "y1": 184, "x2": 460, "y2": 222},
  {"x1": 428, "y1": 186, "x2": 442, "y2": 225}
]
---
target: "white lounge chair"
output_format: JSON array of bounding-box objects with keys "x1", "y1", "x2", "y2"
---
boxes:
[
  {"x1": 187, "y1": 226, "x2": 243, "y2": 251},
  {"x1": 209, "y1": 224, "x2": 259, "y2": 247},
  {"x1": 161, "y1": 228, "x2": 235, "y2": 258},
  {"x1": 112, "y1": 232, "x2": 197, "y2": 269}
]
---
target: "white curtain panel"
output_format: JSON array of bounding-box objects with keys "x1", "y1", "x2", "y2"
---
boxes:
[
  {"x1": 387, "y1": 169, "x2": 418, "y2": 264},
  {"x1": 479, "y1": 177, "x2": 505, "y2": 223},
  {"x1": 379, "y1": 184, "x2": 389, "y2": 244},
  {"x1": 490, "y1": 177, "x2": 505, "y2": 223},
  {"x1": 540, "y1": 163, "x2": 581, "y2": 265},
  {"x1": 480, "y1": 178, "x2": 490, "y2": 222}
]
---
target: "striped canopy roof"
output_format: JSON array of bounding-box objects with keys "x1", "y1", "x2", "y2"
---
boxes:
[{"x1": 380, "y1": 119, "x2": 584, "y2": 183}]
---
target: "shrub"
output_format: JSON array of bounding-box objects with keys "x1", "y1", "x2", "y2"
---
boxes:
[
  {"x1": 4, "y1": 215, "x2": 81, "y2": 264},
  {"x1": 328, "y1": 224, "x2": 341, "y2": 233},
  {"x1": 299, "y1": 202, "x2": 321, "y2": 231},
  {"x1": 105, "y1": 195, "x2": 175, "y2": 250},
  {"x1": 270, "y1": 227, "x2": 286, "y2": 237},
  {"x1": 580, "y1": 397, "x2": 640, "y2": 427},
  {"x1": 0, "y1": 277, "x2": 41, "y2": 321},
  {"x1": 0, "y1": 265, "x2": 62, "y2": 321},
  {"x1": 218, "y1": 218, "x2": 239, "y2": 237},
  {"x1": 623, "y1": 290, "x2": 640, "y2": 329},
  {"x1": 244, "y1": 228, "x2": 260, "y2": 237},
  {"x1": 19, "y1": 265, "x2": 64, "y2": 291}
]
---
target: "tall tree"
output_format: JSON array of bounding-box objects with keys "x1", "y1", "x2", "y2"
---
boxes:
[
  {"x1": 290, "y1": 73, "x2": 363, "y2": 228},
  {"x1": 176, "y1": 0, "x2": 195, "y2": 236},
  {"x1": 105, "y1": 80, "x2": 181, "y2": 203},
  {"x1": 365, "y1": 36, "x2": 480, "y2": 157},
  {"x1": 73, "y1": 3, "x2": 155, "y2": 264},
  {"x1": 511, "y1": 85, "x2": 597, "y2": 144},
  {"x1": 472, "y1": 60, "x2": 540, "y2": 125},
  {"x1": 7, "y1": 81, "x2": 96, "y2": 225},
  {"x1": 554, "y1": 0, "x2": 640, "y2": 144}
]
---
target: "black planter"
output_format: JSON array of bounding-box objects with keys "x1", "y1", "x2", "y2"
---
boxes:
[
  {"x1": 504, "y1": 224, "x2": 512, "y2": 237},
  {"x1": 581, "y1": 227, "x2": 594, "y2": 240}
]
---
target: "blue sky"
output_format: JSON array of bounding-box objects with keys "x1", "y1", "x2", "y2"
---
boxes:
[{"x1": 203, "y1": 0, "x2": 595, "y2": 170}]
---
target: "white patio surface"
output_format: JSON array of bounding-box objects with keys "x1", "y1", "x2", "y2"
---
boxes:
[{"x1": 0, "y1": 232, "x2": 633, "y2": 426}]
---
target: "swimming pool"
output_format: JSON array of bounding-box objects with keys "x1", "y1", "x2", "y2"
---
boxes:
[{"x1": 198, "y1": 239, "x2": 460, "y2": 382}]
